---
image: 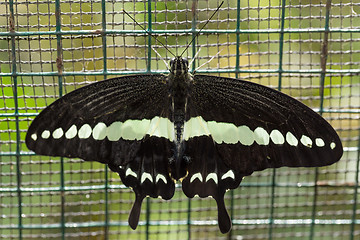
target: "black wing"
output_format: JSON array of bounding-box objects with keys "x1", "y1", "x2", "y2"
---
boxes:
[
  {"x1": 26, "y1": 74, "x2": 175, "y2": 229},
  {"x1": 181, "y1": 74, "x2": 343, "y2": 233}
]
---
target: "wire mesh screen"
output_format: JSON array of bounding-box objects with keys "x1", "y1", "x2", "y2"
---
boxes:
[{"x1": 0, "y1": 0, "x2": 359, "y2": 239}]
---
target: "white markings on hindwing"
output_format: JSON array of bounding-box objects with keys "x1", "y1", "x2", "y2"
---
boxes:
[
  {"x1": 188, "y1": 171, "x2": 235, "y2": 184},
  {"x1": 190, "y1": 173, "x2": 203, "y2": 183},
  {"x1": 125, "y1": 168, "x2": 137, "y2": 178},
  {"x1": 221, "y1": 170, "x2": 235, "y2": 180},
  {"x1": 205, "y1": 173, "x2": 218, "y2": 184},
  {"x1": 155, "y1": 174, "x2": 167, "y2": 184},
  {"x1": 140, "y1": 172, "x2": 153, "y2": 183},
  {"x1": 123, "y1": 167, "x2": 168, "y2": 185}
]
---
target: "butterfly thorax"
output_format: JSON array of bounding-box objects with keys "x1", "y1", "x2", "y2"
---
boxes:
[{"x1": 168, "y1": 56, "x2": 192, "y2": 180}]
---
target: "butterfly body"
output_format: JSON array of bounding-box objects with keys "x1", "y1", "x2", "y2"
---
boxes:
[
  {"x1": 26, "y1": 56, "x2": 343, "y2": 233},
  {"x1": 168, "y1": 57, "x2": 192, "y2": 180}
]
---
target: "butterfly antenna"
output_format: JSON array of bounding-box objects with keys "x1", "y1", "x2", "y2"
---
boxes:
[
  {"x1": 180, "y1": 1, "x2": 224, "y2": 57},
  {"x1": 123, "y1": 9, "x2": 176, "y2": 58}
]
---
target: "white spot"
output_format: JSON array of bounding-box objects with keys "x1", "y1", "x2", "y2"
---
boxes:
[
  {"x1": 286, "y1": 132, "x2": 298, "y2": 146},
  {"x1": 65, "y1": 125, "x2": 77, "y2": 139},
  {"x1": 92, "y1": 122, "x2": 107, "y2": 140},
  {"x1": 184, "y1": 116, "x2": 210, "y2": 140},
  {"x1": 125, "y1": 168, "x2": 137, "y2": 178},
  {"x1": 238, "y1": 125, "x2": 254, "y2": 146},
  {"x1": 122, "y1": 119, "x2": 150, "y2": 140},
  {"x1": 270, "y1": 129, "x2": 285, "y2": 144},
  {"x1": 300, "y1": 135, "x2": 312, "y2": 148},
  {"x1": 107, "y1": 121, "x2": 122, "y2": 141},
  {"x1": 330, "y1": 142, "x2": 336, "y2": 149},
  {"x1": 190, "y1": 173, "x2": 203, "y2": 183},
  {"x1": 205, "y1": 173, "x2": 218, "y2": 184},
  {"x1": 254, "y1": 127, "x2": 269, "y2": 145},
  {"x1": 315, "y1": 138, "x2": 325, "y2": 147},
  {"x1": 141, "y1": 172, "x2": 153, "y2": 183},
  {"x1": 155, "y1": 174, "x2": 167, "y2": 184},
  {"x1": 208, "y1": 121, "x2": 239, "y2": 144},
  {"x1": 41, "y1": 130, "x2": 50, "y2": 139},
  {"x1": 147, "y1": 117, "x2": 174, "y2": 141},
  {"x1": 78, "y1": 124, "x2": 92, "y2": 139},
  {"x1": 52, "y1": 128, "x2": 63, "y2": 139},
  {"x1": 31, "y1": 133, "x2": 37, "y2": 141},
  {"x1": 221, "y1": 170, "x2": 235, "y2": 180}
]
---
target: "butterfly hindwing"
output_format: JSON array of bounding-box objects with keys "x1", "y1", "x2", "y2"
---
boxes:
[
  {"x1": 108, "y1": 136, "x2": 175, "y2": 229},
  {"x1": 182, "y1": 136, "x2": 243, "y2": 233}
]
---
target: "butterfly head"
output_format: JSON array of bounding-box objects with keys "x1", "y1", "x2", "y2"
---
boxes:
[{"x1": 170, "y1": 57, "x2": 189, "y2": 76}]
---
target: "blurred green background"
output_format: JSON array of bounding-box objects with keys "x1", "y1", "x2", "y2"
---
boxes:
[{"x1": 0, "y1": 0, "x2": 359, "y2": 239}]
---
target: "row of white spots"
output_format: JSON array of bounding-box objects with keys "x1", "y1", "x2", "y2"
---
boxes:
[
  {"x1": 189, "y1": 170, "x2": 235, "y2": 184},
  {"x1": 31, "y1": 116, "x2": 337, "y2": 150},
  {"x1": 125, "y1": 167, "x2": 168, "y2": 184},
  {"x1": 184, "y1": 116, "x2": 333, "y2": 148},
  {"x1": 33, "y1": 117, "x2": 175, "y2": 142}
]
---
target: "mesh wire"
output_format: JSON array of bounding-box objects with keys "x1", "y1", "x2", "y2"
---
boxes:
[{"x1": 0, "y1": 0, "x2": 359, "y2": 239}]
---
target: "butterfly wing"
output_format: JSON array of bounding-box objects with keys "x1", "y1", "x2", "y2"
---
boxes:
[
  {"x1": 181, "y1": 74, "x2": 343, "y2": 233},
  {"x1": 26, "y1": 74, "x2": 175, "y2": 229}
]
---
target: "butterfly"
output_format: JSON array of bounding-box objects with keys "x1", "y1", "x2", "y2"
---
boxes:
[
  {"x1": 25, "y1": 55, "x2": 343, "y2": 233},
  {"x1": 25, "y1": 2, "x2": 343, "y2": 234}
]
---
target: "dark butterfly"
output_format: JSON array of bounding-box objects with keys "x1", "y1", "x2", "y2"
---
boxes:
[
  {"x1": 25, "y1": 2, "x2": 342, "y2": 234},
  {"x1": 26, "y1": 55, "x2": 343, "y2": 233}
]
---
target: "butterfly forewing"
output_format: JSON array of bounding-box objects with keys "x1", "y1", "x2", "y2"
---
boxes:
[
  {"x1": 26, "y1": 74, "x2": 169, "y2": 161},
  {"x1": 187, "y1": 75, "x2": 342, "y2": 174}
]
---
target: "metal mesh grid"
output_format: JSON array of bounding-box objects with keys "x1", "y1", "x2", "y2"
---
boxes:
[{"x1": 0, "y1": 0, "x2": 359, "y2": 239}]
